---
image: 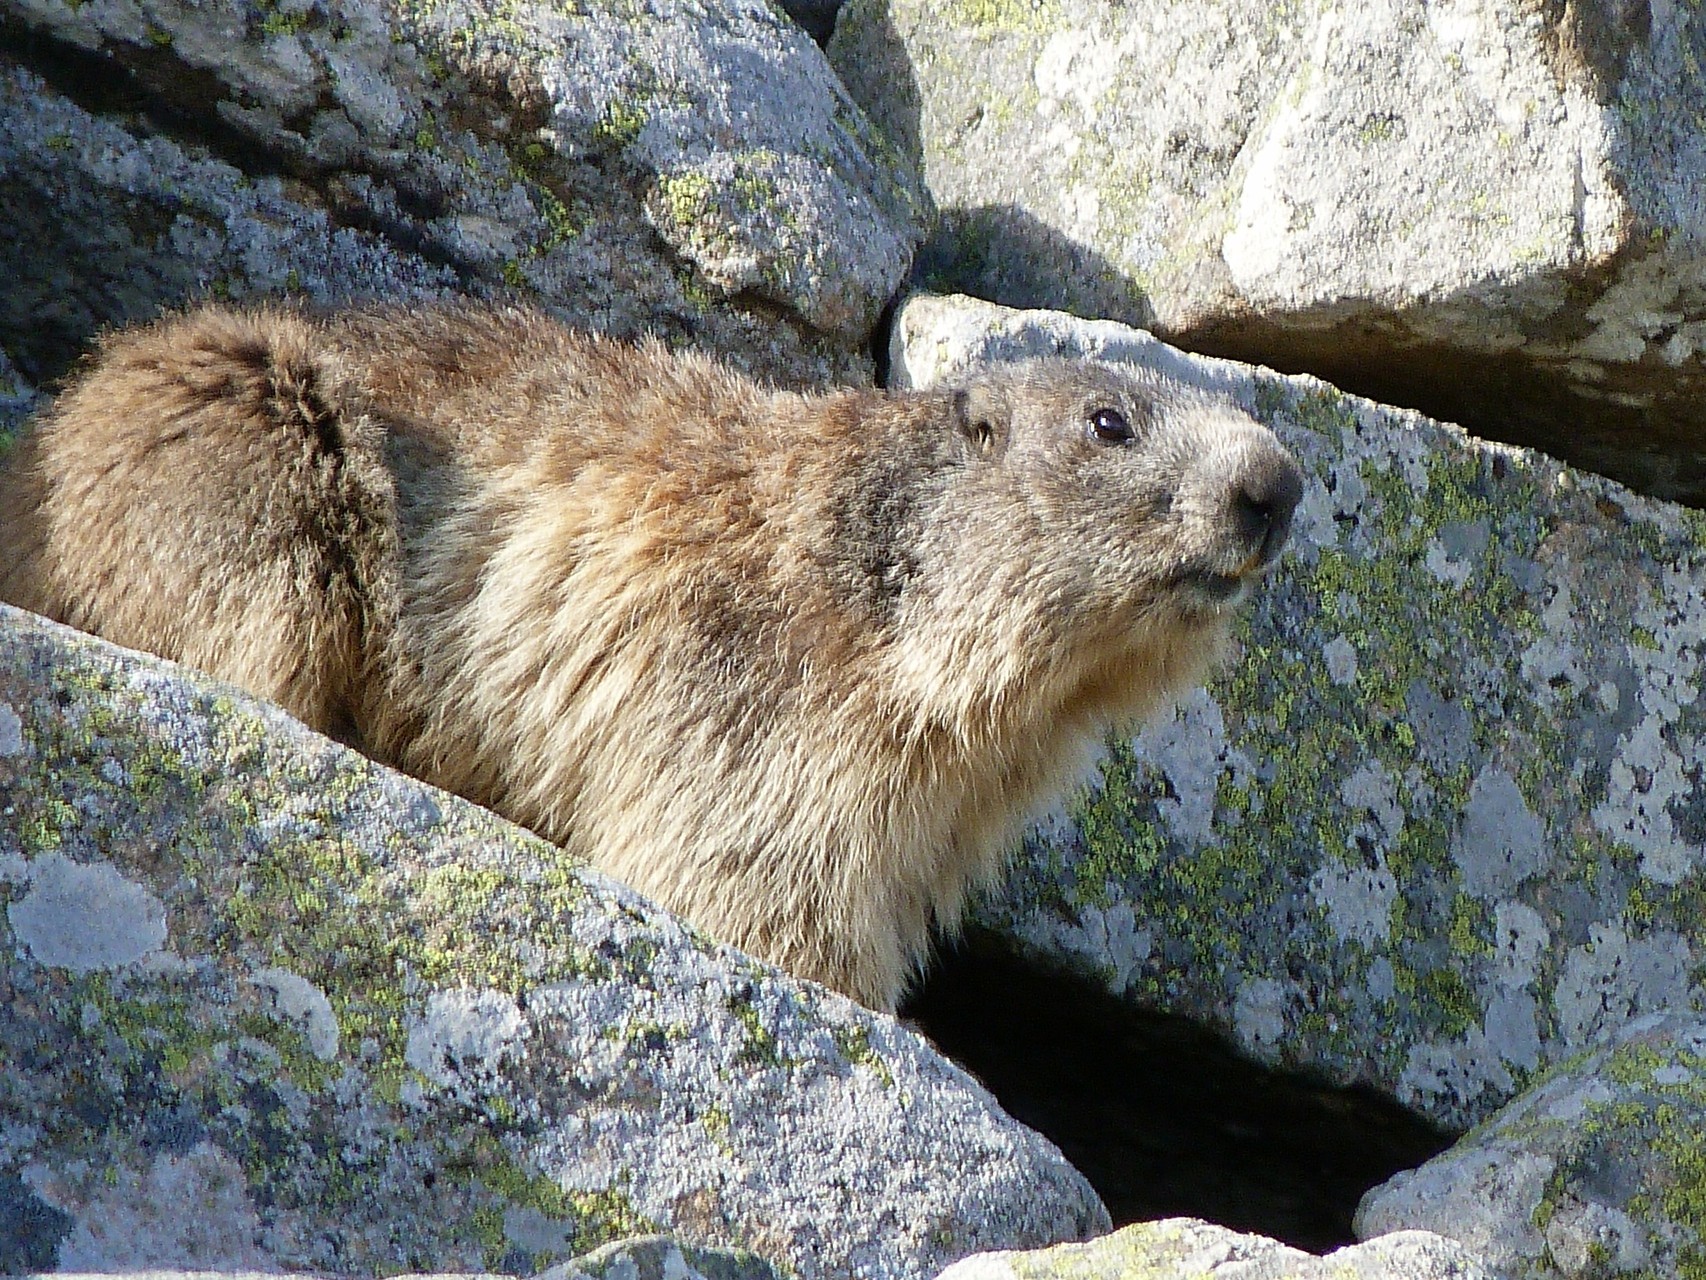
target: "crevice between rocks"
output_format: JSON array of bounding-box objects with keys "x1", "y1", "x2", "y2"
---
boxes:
[
  {"x1": 1182, "y1": 297, "x2": 1706, "y2": 510},
  {"x1": 0, "y1": 20, "x2": 299, "y2": 183},
  {"x1": 902, "y1": 930, "x2": 1459, "y2": 1255}
]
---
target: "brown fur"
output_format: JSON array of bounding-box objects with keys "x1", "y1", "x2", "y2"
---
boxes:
[{"x1": 0, "y1": 302, "x2": 1302, "y2": 1011}]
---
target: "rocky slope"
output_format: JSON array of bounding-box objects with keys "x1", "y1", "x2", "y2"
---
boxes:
[{"x1": 6, "y1": 0, "x2": 1706, "y2": 1276}]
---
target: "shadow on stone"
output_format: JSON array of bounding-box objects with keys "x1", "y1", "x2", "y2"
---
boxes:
[
  {"x1": 902, "y1": 930, "x2": 1459, "y2": 1255},
  {"x1": 912, "y1": 204, "x2": 1157, "y2": 334}
]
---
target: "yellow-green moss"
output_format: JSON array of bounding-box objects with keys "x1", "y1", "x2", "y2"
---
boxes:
[
  {"x1": 593, "y1": 98, "x2": 649, "y2": 151},
  {"x1": 947, "y1": 0, "x2": 1055, "y2": 35},
  {"x1": 657, "y1": 170, "x2": 715, "y2": 229},
  {"x1": 726, "y1": 995, "x2": 786, "y2": 1069},
  {"x1": 831, "y1": 1024, "x2": 896, "y2": 1088}
]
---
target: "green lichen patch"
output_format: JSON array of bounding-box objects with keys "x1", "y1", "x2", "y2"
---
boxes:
[
  {"x1": 0, "y1": 628, "x2": 621, "y2": 1269},
  {"x1": 984, "y1": 348, "x2": 1706, "y2": 1126},
  {"x1": 726, "y1": 994, "x2": 787, "y2": 1071},
  {"x1": 656, "y1": 171, "x2": 717, "y2": 234},
  {"x1": 830, "y1": 1024, "x2": 895, "y2": 1089},
  {"x1": 592, "y1": 97, "x2": 650, "y2": 152},
  {"x1": 454, "y1": 1131, "x2": 659, "y2": 1268},
  {"x1": 945, "y1": 0, "x2": 1056, "y2": 36}
]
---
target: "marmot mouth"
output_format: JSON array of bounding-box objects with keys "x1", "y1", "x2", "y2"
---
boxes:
[
  {"x1": 1187, "y1": 571, "x2": 1247, "y2": 607},
  {"x1": 1169, "y1": 563, "x2": 1272, "y2": 615},
  {"x1": 1170, "y1": 567, "x2": 1246, "y2": 602}
]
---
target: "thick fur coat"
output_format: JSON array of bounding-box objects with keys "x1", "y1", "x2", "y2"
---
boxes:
[{"x1": 0, "y1": 304, "x2": 1302, "y2": 1010}]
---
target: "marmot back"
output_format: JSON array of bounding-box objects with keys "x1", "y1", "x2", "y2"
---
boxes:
[{"x1": 0, "y1": 302, "x2": 1303, "y2": 1011}]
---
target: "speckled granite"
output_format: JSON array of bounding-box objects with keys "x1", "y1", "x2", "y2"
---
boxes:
[
  {"x1": 936, "y1": 1219, "x2": 1499, "y2": 1280},
  {"x1": 0, "y1": 603, "x2": 1106, "y2": 1279},
  {"x1": 896, "y1": 294, "x2": 1706, "y2": 1136}
]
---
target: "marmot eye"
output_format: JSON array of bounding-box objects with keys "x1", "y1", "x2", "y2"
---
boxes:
[{"x1": 1089, "y1": 407, "x2": 1132, "y2": 443}]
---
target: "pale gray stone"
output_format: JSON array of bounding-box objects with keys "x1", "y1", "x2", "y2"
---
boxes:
[
  {"x1": 0, "y1": 603, "x2": 1106, "y2": 1280},
  {"x1": 248, "y1": 969, "x2": 341, "y2": 1062},
  {"x1": 835, "y1": 0, "x2": 1706, "y2": 502},
  {"x1": 1457, "y1": 766, "x2": 1549, "y2": 901},
  {"x1": 0, "y1": 700, "x2": 22, "y2": 756},
  {"x1": 8, "y1": 855, "x2": 167, "y2": 974},
  {"x1": 936, "y1": 1219, "x2": 1502, "y2": 1279},
  {"x1": 896, "y1": 293, "x2": 1706, "y2": 1134}
]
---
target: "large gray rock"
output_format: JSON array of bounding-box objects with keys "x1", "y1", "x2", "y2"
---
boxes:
[
  {"x1": 0, "y1": 341, "x2": 38, "y2": 451},
  {"x1": 1357, "y1": 1012, "x2": 1706, "y2": 1280},
  {"x1": 0, "y1": 603, "x2": 1107, "y2": 1279},
  {"x1": 895, "y1": 293, "x2": 1706, "y2": 1136},
  {"x1": 936, "y1": 1219, "x2": 1501, "y2": 1280},
  {"x1": 0, "y1": 58, "x2": 458, "y2": 391},
  {"x1": 1, "y1": 0, "x2": 926, "y2": 387},
  {"x1": 832, "y1": 0, "x2": 1706, "y2": 502},
  {"x1": 25, "y1": 1238, "x2": 782, "y2": 1280}
]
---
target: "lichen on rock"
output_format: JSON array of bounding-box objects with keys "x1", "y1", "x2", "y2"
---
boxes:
[
  {"x1": 1359, "y1": 1012, "x2": 1706, "y2": 1279},
  {"x1": 895, "y1": 293, "x2": 1706, "y2": 1136},
  {"x1": 0, "y1": 603, "x2": 1107, "y2": 1279}
]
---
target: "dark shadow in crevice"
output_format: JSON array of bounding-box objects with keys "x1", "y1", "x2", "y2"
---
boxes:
[
  {"x1": 779, "y1": 0, "x2": 845, "y2": 47},
  {"x1": 0, "y1": 20, "x2": 301, "y2": 182},
  {"x1": 902, "y1": 930, "x2": 1458, "y2": 1255}
]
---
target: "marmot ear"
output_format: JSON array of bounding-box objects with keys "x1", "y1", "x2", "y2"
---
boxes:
[{"x1": 952, "y1": 385, "x2": 1010, "y2": 458}]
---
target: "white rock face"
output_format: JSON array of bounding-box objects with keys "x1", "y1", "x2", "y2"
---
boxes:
[
  {"x1": 1221, "y1": 0, "x2": 1622, "y2": 309},
  {"x1": 937, "y1": 1219, "x2": 1501, "y2": 1280},
  {"x1": 895, "y1": 293, "x2": 1706, "y2": 1138},
  {"x1": 834, "y1": 0, "x2": 1706, "y2": 501}
]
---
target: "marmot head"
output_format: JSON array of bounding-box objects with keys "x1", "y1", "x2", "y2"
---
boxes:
[
  {"x1": 880, "y1": 358, "x2": 1303, "y2": 730},
  {"x1": 909, "y1": 358, "x2": 1303, "y2": 694}
]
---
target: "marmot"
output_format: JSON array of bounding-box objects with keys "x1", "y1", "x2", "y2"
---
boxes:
[{"x1": 0, "y1": 303, "x2": 1302, "y2": 1012}]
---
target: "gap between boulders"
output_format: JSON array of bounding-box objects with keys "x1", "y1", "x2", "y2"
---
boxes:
[{"x1": 902, "y1": 931, "x2": 1459, "y2": 1255}]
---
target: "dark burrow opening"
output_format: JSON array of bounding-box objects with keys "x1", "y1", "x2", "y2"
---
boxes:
[{"x1": 901, "y1": 931, "x2": 1459, "y2": 1255}]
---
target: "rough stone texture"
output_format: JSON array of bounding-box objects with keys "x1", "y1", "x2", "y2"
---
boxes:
[
  {"x1": 0, "y1": 58, "x2": 458, "y2": 390},
  {"x1": 935, "y1": 1219, "x2": 1501, "y2": 1280},
  {"x1": 540, "y1": 1233, "x2": 785, "y2": 1280},
  {"x1": 0, "y1": 340, "x2": 37, "y2": 451},
  {"x1": 0, "y1": 602, "x2": 1108, "y2": 1279},
  {"x1": 1358, "y1": 1011, "x2": 1706, "y2": 1280},
  {"x1": 27, "y1": 1240, "x2": 782, "y2": 1280},
  {"x1": 1, "y1": 0, "x2": 927, "y2": 389},
  {"x1": 894, "y1": 293, "x2": 1706, "y2": 1136},
  {"x1": 831, "y1": 0, "x2": 1706, "y2": 503}
]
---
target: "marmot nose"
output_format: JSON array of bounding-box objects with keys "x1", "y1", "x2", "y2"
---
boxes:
[{"x1": 1231, "y1": 451, "x2": 1304, "y2": 568}]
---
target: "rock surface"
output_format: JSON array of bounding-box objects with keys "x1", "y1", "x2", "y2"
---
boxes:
[
  {"x1": 936, "y1": 1219, "x2": 1500, "y2": 1280},
  {"x1": 26, "y1": 1236, "x2": 783, "y2": 1280},
  {"x1": 0, "y1": 603, "x2": 1108, "y2": 1279},
  {"x1": 541, "y1": 1233, "x2": 785, "y2": 1280},
  {"x1": 0, "y1": 341, "x2": 36, "y2": 449},
  {"x1": 896, "y1": 292, "x2": 1706, "y2": 1136},
  {"x1": 1359, "y1": 1011, "x2": 1706, "y2": 1280},
  {"x1": 833, "y1": 0, "x2": 1706, "y2": 502},
  {"x1": 0, "y1": 0, "x2": 927, "y2": 388},
  {"x1": 0, "y1": 57, "x2": 457, "y2": 389}
]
